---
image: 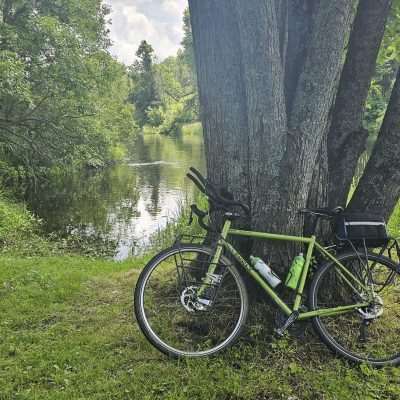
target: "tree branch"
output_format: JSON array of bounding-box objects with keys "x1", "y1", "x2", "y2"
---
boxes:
[
  {"x1": 327, "y1": 0, "x2": 393, "y2": 208},
  {"x1": 22, "y1": 94, "x2": 50, "y2": 120},
  {"x1": 284, "y1": 0, "x2": 315, "y2": 114},
  {"x1": 347, "y1": 67, "x2": 400, "y2": 219}
]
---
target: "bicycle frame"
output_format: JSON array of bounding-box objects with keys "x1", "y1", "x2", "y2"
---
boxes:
[{"x1": 198, "y1": 219, "x2": 371, "y2": 320}]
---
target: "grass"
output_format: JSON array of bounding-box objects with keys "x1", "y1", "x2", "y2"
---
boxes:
[
  {"x1": 147, "y1": 193, "x2": 207, "y2": 253},
  {"x1": 1, "y1": 255, "x2": 400, "y2": 400}
]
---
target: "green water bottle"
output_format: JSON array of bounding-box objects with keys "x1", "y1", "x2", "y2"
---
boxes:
[{"x1": 285, "y1": 253, "x2": 305, "y2": 290}]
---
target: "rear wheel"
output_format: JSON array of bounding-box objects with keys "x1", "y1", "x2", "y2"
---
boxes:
[
  {"x1": 310, "y1": 252, "x2": 400, "y2": 366},
  {"x1": 134, "y1": 245, "x2": 249, "y2": 357}
]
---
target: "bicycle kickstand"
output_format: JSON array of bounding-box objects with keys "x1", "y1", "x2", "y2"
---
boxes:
[{"x1": 274, "y1": 311, "x2": 300, "y2": 337}]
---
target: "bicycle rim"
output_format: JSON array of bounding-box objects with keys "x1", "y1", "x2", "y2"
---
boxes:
[{"x1": 311, "y1": 252, "x2": 400, "y2": 366}]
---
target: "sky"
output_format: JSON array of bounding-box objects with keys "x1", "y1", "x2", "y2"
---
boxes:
[{"x1": 104, "y1": 0, "x2": 188, "y2": 65}]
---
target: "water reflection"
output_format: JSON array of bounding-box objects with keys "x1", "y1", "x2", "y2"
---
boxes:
[{"x1": 25, "y1": 130, "x2": 205, "y2": 259}]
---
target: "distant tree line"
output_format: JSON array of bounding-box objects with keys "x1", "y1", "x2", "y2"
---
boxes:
[{"x1": 128, "y1": 9, "x2": 199, "y2": 135}]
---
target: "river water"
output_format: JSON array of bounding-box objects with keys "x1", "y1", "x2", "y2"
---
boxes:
[{"x1": 25, "y1": 131, "x2": 205, "y2": 259}]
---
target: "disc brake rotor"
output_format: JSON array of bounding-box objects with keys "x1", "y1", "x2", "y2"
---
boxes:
[{"x1": 180, "y1": 286, "x2": 207, "y2": 312}]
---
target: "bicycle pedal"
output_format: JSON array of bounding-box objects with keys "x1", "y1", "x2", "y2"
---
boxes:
[{"x1": 274, "y1": 311, "x2": 300, "y2": 337}]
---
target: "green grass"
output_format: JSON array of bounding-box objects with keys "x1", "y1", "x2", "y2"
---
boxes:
[{"x1": 1, "y1": 255, "x2": 400, "y2": 400}]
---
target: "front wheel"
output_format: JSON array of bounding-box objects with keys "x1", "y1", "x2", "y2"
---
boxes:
[
  {"x1": 310, "y1": 252, "x2": 400, "y2": 366},
  {"x1": 134, "y1": 244, "x2": 249, "y2": 357}
]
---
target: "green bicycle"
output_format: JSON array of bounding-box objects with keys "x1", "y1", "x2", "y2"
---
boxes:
[{"x1": 134, "y1": 167, "x2": 400, "y2": 366}]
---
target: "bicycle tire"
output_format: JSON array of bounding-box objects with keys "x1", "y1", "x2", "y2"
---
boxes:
[
  {"x1": 309, "y1": 251, "x2": 400, "y2": 366},
  {"x1": 134, "y1": 244, "x2": 249, "y2": 358}
]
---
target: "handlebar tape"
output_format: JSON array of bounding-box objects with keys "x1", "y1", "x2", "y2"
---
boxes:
[
  {"x1": 186, "y1": 172, "x2": 206, "y2": 194},
  {"x1": 187, "y1": 167, "x2": 250, "y2": 215},
  {"x1": 189, "y1": 167, "x2": 207, "y2": 186}
]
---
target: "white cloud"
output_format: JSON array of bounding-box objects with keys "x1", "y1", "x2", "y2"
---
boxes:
[{"x1": 104, "y1": 0, "x2": 188, "y2": 65}]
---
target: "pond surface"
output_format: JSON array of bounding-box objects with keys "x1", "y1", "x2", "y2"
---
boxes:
[{"x1": 24, "y1": 131, "x2": 205, "y2": 259}]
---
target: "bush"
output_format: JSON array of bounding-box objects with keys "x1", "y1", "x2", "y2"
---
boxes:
[
  {"x1": 110, "y1": 144, "x2": 127, "y2": 162},
  {"x1": 146, "y1": 106, "x2": 165, "y2": 127},
  {"x1": 0, "y1": 196, "x2": 37, "y2": 244},
  {"x1": 0, "y1": 195, "x2": 54, "y2": 256},
  {"x1": 143, "y1": 102, "x2": 188, "y2": 135},
  {"x1": 147, "y1": 192, "x2": 208, "y2": 251}
]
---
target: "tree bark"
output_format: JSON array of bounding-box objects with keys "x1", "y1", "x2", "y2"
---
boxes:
[
  {"x1": 188, "y1": 0, "x2": 250, "y2": 208},
  {"x1": 304, "y1": 132, "x2": 329, "y2": 238},
  {"x1": 347, "y1": 68, "x2": 400, "y2": 221},
  {"x1": 275, "y1": 0, "x2": 288, "y2": 68},
  {"x1": 327, "y1": 0, "x2": 392, "y2": 208},
  {"x1": 285, "y1": 0, "x2": 315, "y2": 114},
  {"x1": 233, "y1": 0, "x2": 287, "y2": 234},
  {"x1": 282, "y1": 0, "x2": 358, "y2": 236}
]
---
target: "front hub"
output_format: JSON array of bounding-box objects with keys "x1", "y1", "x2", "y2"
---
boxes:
[{"x1": 358, "y1": 295, "x2": 384, "y2": 320}]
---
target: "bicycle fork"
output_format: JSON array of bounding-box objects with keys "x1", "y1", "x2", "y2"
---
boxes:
[{"x1": 196, "y1": 220, "x2": 232, "y2": 303}]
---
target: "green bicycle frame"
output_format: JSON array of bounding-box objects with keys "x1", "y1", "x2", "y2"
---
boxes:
[{"x1": 198, "y1": 219, "x2": 370, "y2": 320}]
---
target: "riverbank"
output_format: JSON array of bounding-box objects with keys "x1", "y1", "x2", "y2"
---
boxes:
[
  {"x1": 1, "y1": 254, "x2": 399, "y2": 400},
  {"x1": 11, "y1": 130, "x2": 205, "y2": 260}
]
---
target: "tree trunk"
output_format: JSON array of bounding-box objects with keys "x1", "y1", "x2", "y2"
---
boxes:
[
  {"x1": 188, "y1": 0, "x2": 250, "y2": 208},
  {"x1": 189, "y1": 0, "x2": 358, "y2": 271},
  {"x1": 281, "y1": 0, "x2": 358, "y2": 237},
  {"x1": 275, "y1": 0, "x2": 288, "y2": 68},
  {"x1": 189, "y1": 1, "x2": 400, "y2": 276},
  {"x1": 304, "y1": 132, "x2": 329, "y2": 238},
  {"x1": 233, "y1": 0, "x2": 287, "y2": 235},
  {"x1": 284, "y1": 0, "x2": 315, "y2": 114},
  {"x1": 327, "y1": 0, "x2": 392, "y2": 208},
  {"x1": 347, "y1": 68, "x2": 400, "y2": 220}
]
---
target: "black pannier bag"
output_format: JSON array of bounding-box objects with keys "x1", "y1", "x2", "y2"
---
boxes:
[{"x1": 334, "y1": 213, "x2": 389, "y2": 248}]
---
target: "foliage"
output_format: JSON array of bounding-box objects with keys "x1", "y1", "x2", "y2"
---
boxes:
[
  {"x1": 180, "y1": 8, "x2": 196, "y2": 78},
  {"x1": 0, "y1": 194, "x2": 37, "y2": 243},
  {"x1": 0, "y1": 193, "x2": 54, "y2": 256},
  {"x1": 364, "y1": 0, "x2": 400, "y2": 141},
  {"x1": 353, "y1": 2, "x2": 400, "y2": 193},
  {"x1": 0, "y1": 0, "x2": 135, "y2": 177},
  {"x1": 154, "y1": 55, "x2": 198, "y2": 133},
  {"x1": 147, "y1": 190, "x2": 207, "y2": 251},
  {"x1": 1, "y1": 254, "x2": 400, "y2": 399},
  {"x1": 51, "y1": 233, "x2": 118, "y2": 258},
  {"x1": 136, "y1": 53, "x2": 198, "y2": 135},
  {"x1": 128, "y1": 10, "x2": 199, "y2": 135},
  {"x1": 377, "y1": 0, "x2": 400, "y2": 65},
  {"x1": 388, "y1": 199, "x2": 400, "y2": 237},
  {"x1": 128, "y1": 40, "x2": 159, "y2": 127}
]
